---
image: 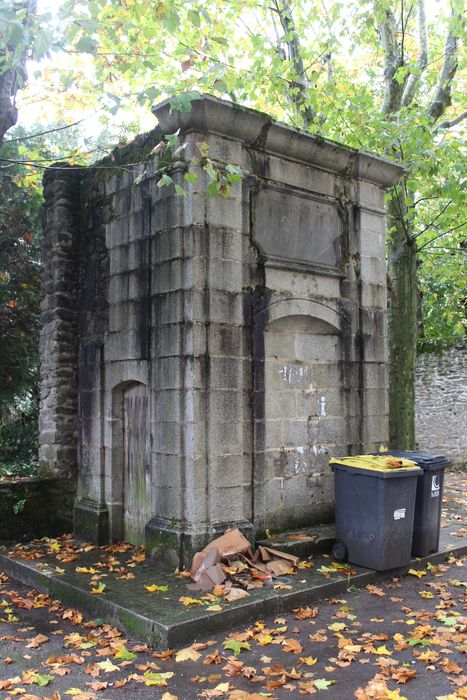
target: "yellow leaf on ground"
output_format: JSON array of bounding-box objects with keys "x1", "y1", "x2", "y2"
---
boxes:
[
  {"x1": 408, "y1": 569, "x2": 426, "y2": 578},
  {"x1": 76, "y1": 567, "x2": 97, "y2": 574},
  {"x1": 179, "y1": 596, "x2": 204, "y2": 606},
  {"x1": 328, "y1": 622, "x2": 347, "y2": 632},
  {"x1": 97, "y1": 658, "x2": 119, "y2": 673},
  {"x1": 416, "y1": 650, "x2": 440, "y2": 663},
  {"x1": 214, "y1": 682, "x2": 230, "y2": 691},
  {"x1": 175, "y1": 647, "x2": 201, "y2": 662},
  {"x1": 384, "y1": 690, "x2": 408, "y2": 699},
  {"x1": 298, "y1": 656, "x2": 318, "y2": 666},
  {"x1": 144, "y1": 584, "x2": 168, "y2": 592},
  {"x1": 374, "y1": 645, "x2": 392, "y2": 656}
]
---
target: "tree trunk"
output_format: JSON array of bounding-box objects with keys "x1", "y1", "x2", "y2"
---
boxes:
[
  {"x1": 387, "y1": 191, "x2": 418, "y2": 449},
  {"x1": 0, "y1": 0, "x2": 37, "y2": 144},
  {"x1": 0, "y1": 76, "x2": 19, "y2": 145}
]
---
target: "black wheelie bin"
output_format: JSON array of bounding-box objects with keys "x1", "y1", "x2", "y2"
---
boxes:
[
  {"x1": 375, "y1": 451, "x2": 451, "y2": 557},
  {"x1": 330, "y1": 456, "x2": 421, "y2": 571}
]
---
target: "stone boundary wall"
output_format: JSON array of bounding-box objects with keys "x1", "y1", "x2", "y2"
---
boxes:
[
  {"x1": 0, "y1": 478, "x2": 74, "y2": 542},
  {"x1": 415, "y1": 346, "x2": 466, "y2": 464}
]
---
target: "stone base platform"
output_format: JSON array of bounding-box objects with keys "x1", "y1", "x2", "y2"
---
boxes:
[{"x1": 1, "y1": 525, "x2": 465, "y2": 649}]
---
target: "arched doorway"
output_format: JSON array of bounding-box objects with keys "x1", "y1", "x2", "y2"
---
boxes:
[{"x1": 253, "y1": 299, "x2": 349, "y2": 532}]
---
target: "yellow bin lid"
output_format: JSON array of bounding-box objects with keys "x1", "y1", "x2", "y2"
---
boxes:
[{"x1": 330, "y1": 455, "x2": 421, "y2": 474}]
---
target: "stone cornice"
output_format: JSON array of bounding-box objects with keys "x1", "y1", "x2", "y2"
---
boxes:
[{"x1": 152, "y1": 94, "x2": 406, "y2": 189}]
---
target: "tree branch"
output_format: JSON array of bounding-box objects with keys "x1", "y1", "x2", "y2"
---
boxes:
[
  {"x1": 411, "y1": 199, "x2": 453, "y2": 239},
  {"x1": 3, "y1": 115, "x2": 98, "y2": 144},
  {"x1": 273, "y1": 0, "x2": 316, "y2": 127},
  {"x1": 428, "y1": 8, "x2": 460, "y2": 121},
  {"x1": 417, "y1": 221, "x2": 467, "y2": 251},
  {"x1": 418, "y1": 245, "x2": 467, "y2": 253},
  {"x1": 400, "y1": 0, "x2": 415, "y2": 65},
  {"x1": 320, "y1": 0, "x2": 334, "y2": 82},
  {"x1": 436, "y1": 109, "x2": 467, "y2": 130},
  {"x1": 270, "y1": 7, "x2": 286, "y2": 59},
  {"x1": 402, "y1": 0, "x2": 428, "y2": 107},
  {"x1": 379, "y1": 6, "x2": 404, "y2": 114},
  {"x1": 389, "y1": 186, "x2": 412, "y2": 242}
]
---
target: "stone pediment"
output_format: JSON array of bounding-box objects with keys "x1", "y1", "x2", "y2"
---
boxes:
[{"x1": 152, "y1": 94, "x2": 405, "y2": 187}]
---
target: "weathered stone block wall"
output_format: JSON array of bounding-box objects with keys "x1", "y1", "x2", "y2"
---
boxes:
[
  {"x1": 77, "y1": 131, "x2": 163, "y2": 544},
  {"x1": 415, "y1": 346, "x2": 466, "y2": 464},
  {"x1": 39, "y1": 166, "x2": 82, "y2": 479},
  {"x1": 39, "y1": 96, "x2": 403, "y2": 562}
]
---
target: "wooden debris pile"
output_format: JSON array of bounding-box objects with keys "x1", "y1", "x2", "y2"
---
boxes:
[{"x1": 185, "y1": 528, "x2": 300, "y2": 600}]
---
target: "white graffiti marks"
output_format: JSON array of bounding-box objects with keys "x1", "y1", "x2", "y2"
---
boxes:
[
  {"x1": 292, "y1": 445, "x2": 308, "y2": 474},
  {"x1": 288, "y1": 444, "x2": 329, "y2": 477},
  {"x1": 278, "y1": 363, "x2": 310, "y2": 387},
  {"x1": 319, "y1": 395, "x2": 326, "y2": 417}
]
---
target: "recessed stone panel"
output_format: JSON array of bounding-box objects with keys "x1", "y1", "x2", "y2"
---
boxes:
[{"x1": 252, "y1": 185, "x2": 342, "y2": 270}]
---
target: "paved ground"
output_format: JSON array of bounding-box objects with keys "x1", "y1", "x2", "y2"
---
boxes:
[
  {"x1": 0, "y1": 469, "x2": 465, "y2": 700},
  {"x1": 0, "y1": 555, "x2": 465, "y2": 699}
]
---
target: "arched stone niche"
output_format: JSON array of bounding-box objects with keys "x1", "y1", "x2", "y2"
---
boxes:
[
  {"x1": 253, "y1": 299, "x2": 351, "y2": 533},
  {"x1": 110, "y1": 380, "x2": 152, "y2": 545}
]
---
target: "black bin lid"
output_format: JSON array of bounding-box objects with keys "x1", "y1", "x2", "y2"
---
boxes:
[{"x1": 375, "y1": 450, "x2": 451, "y2": 470}]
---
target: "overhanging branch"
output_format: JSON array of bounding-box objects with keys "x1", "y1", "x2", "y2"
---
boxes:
[
  {"x1": 417, "y1": 222, "x2": 467, "y2": 251},
  {"x1": 411, "y1": 199, "x2": 454, "y2": 239},
  {"x1": 436, "y1": 109, "x2": 467, "y2": 130},
  {"x1": 428, "y1": 8, "x2": 460, "y2": 122},
  {"x1": 272, "y1": 0, "x2": 317, "y2": 127},
  {"x1": 379, "y1": 6, "x2": 404, "y2": 114},
  {"x1": 402, "y1": 0, "x2": 429, "y2": 107}
]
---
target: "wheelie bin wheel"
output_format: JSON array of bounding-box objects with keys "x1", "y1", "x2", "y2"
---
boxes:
[{"x1": 332, "y1": 540, "x2": 348, "y2": 563}]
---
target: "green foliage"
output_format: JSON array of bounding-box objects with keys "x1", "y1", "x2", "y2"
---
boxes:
[
  {"x1": 0, "y1": 136, "x2": 42, "y2": 408},
  {"x1": 414, "y1": 136, "x2": 466, "y2": 350},
  {"x1": 149, "y1": 137, "x2": 244, "y2": 200},
  {"x1": 222, "y1": 639, "x2": 251, "y2": 655},
  {"x1": 0, "y1": 119, "x2": 125, "y2": 426},
  {"x1": 54, "y1": 0, "x2": 464, "y2": 350},
  {"x1": 0, "y1": 1, "x2": 39, "y2": 75},
  {"x1": 13, "y1": 497, "x2": 27, "y2": 513},
  {"x1": 0, "y1": 400, "x2": 39, "y2": 478},
  {"x1": 418, "y1": 244, "x2": 466, "y2": 351},
  {"x1": 0, "y1": 0, "x2": 463, "y2": 456}
]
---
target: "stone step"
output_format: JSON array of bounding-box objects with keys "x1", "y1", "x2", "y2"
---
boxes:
[
  {"x1": 1, "y1": 535, "x2": 465, "y2": 649},
  {"x1": 256, "y1": 522, "x2": 336, "y2": 559}
]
